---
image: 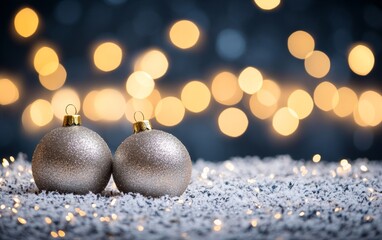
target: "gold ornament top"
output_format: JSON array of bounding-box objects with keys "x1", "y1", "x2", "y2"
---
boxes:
[
  {"x1": 133, "y1": 111, "x2": 152, "y2": 133},
  {"x1": 62, "y1": 104, "x2": 82, "y2": 127}
]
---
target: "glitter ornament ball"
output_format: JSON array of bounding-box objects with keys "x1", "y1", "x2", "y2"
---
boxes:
[
  {"x1": 113, "y1": 113, "x2": 192, "y2": 197},
  {"x1": 32, "y1": 105, "x2": 112, "y2": 194}
]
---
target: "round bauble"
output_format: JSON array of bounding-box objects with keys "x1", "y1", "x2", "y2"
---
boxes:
[
  {"x1": 32, "y1": 125, "x2": 112, "y2": 195},
  {"x1": 113, "y1": 128, "x2": 192, "y2": 197}
]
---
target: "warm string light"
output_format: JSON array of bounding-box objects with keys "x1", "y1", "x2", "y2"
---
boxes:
[
  {"x1": 17, "y1": 62, "x2": 381, "y2": 138},
  {"x1": 211, "y1": 71, "x2": 243, "y2": 106},
  {"x1": 94, "y1": 88, "x2": 126, "y2": 121},
  {"x1": 238, "y1": 67, "x2": 263, "y2": 94},
  {"x1": 51, "y1": 88, "x2": 81, "y2": 120},
  {"x1": 14, "y1": 8, "x2": 39, "y2": 38},
  {"x1": 287, "y1": 89, "x2": 314, "y2": 120},
  {"x1": 274, "y1": 213, "x2": 282, "y2": 219},
  {"x1": 39, "y1": 64, "x2": 67, "y2": 91},
  {"x1": 30, "y1": 99, "x2": 54, "y2": 127},
  {"x1": 124, "y1": 89, "x2": 161, "y2": 123},
  {"x1": 314, "y1": 81, "x2": 339, "y2": 112},
  {"x1": 312, "y1": 154, "x2": 321, "y2": 163},
  {"x1": 181, "y1": 81, "x2": 211, "y2": 113},
  {"x1": 304, "y1": 50, "x2": 331, "y2": 78},
  {"x1": 93, "y1": 41, "x2": 123, "y2": 72},
  {"x1": 125, "y1": 98, "x2": 154, "y2": 123},
  {"x1": 256, "y1": 80, "x2": 280, "y2": 107},
  {"x1": 50, "y1": 231, "x2": 65, "y2": 238},
  {"x1": 0, "y1": 78, "x2": 20, "y2": 105},
  {"x1": 169, "y1": 20, "x2": 200, "y2": 49},
  {"x1": 2, "y1": 158, "x2": 10, "y2": 168},
  {"x1": 288, "y1": 30, "x2": 315, "y2": 59},
  {"x1": 155, "y1": 97, "x2": 185, "y2": 126},
  {"x1": 272, "y1": 107, "x2": 299, "y2": 136},
  {"x1": 218, "y1": 108, "x2": 248, "y2": 137},
  {"x1": 2, "y1": 4, "x2": 382, "y2": 149},
  {"x1": 126, "y1": 71, "x2": 155, "y2": 99},
  {"x1": 33, "y1": 46, "x2": 60, "y2": 76},
  {"x1": 337, "y1": 159, "x2": 352, "y2": 175},
  {"x1": 348, "y1": 44, "x2": 375, "y2": 76},
  {"x1": 357, "y1": 91, "x2": 382, "y2": 127},
  {"x1": 213, "y1": 218, "x2": 222, "y2": 231},
  {"x1": 253, "y1": 0, "x2": 281, "y2": 11},
  {"x1": 134, "y1": 49, "x2": 169, "y2": 79},
  {"x1": 333, "y1": 87, "x2": 358, "y2": 118}
]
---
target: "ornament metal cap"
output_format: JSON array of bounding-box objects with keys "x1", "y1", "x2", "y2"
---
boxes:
[
  {"x1": 62, "y1": 104, "x2": 82, "y2": 127},
  {"x1": 133, "y1": 111, "x2": 152, "y2": 133}
]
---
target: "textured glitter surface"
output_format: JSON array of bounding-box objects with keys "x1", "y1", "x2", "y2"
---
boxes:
[
  {"x1": 0, "y1": 155, "x2": 381, "y2": 239},
  {"x1": 114, "y1": 129, "x2": 192, "y2": 197},
  {"x1": 32, "y1": 126, "x2": 112, "y2": 194}
]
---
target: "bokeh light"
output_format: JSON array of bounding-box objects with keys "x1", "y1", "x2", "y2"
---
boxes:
[
  {"x1": 147, "y1": 89, "x2": 162, "y2": 107},
  {"x1": 22, "y1": 104, "x2": 39, "y2": 133},
  {"x1": 169, "y1": 20, "x2": 200, "y2": 49},
  {"x1": 272, "y1": 107, "x2": 299, "y2": 136},
  {"x1": 238, "y1": 67, "x2": 263, "y2": 94},
  {"x1": 333, "y1": 87, "x2": 358, "y2": 118},
  {"x1": 51, "y1": 88, "x2": 81, "y2": 119},
  {"x1": 181, "y1": 81, "x2": 211, "y2": 113},
  {"x1": 155, "y1": 97, "x2": 185, "y2": 126},
  {"x1": 249, "y1": 94, "x2": 278, "y2": 120},
  {"x1": 287, "y1": 89, "x2": 314, "y2": 119},
  {"x1": 38, "y1": 64, "x2": 67, "y2": 91},
  {"x1": 2, "y1": 0, "x2": 382, "y2": 163},
  {"x1": 314, "y1": 81, "x2": 339, "y2": 111},
  {"x1": 357, "y1": 99, "x2": 374, "y2": 127},
  {"x1": 0, "y1": 78, "x2": 19, "y2": 105},
  {"x1": 127, "y1": 88, "x2": 162, "y2": 122},
  {"x1": 33, "y1": 46, "x2": 60, "y2": 76},
  {"x1": 353, "y1": 103, "x2": 368, "y2": 127},
  {"x1": 358, "y1": 91, "x2": 382, "y2": 127},
  {"x1": 218, "y1": 108, "x2": 248, "y2": 137},
  {"x1": 312, "y1": 154, "x2": 321, "y2": 163},
  {"x1": 304, "y1": 50, "x2": 330, "y2": 78},
  {"x1": 125, "y1": 98, "x2": 154, "y2": 123},
  {"x1": 126, "y1": 71, "x2": 155, "y2": 99},
  {"x1": 216, "y1": 29, "x2": 246, "y2": 60},
  {"x1": 94, "y1": 88, "x2": 126, "y2": 121},
  {"x1": 348, "y1": 44, "x2": 375, "y2": 76},
  {"x1": 83, "y1": 90, "x2": 100, "y2": 121},
  {"x1": 134, "y1": 49, "x2": 169, "y2": 79},
  {"x1": 211, "y1": 71, "x2": 243, "y2": 105},
  {"x1": 253, "y1": 0, "x2": 281, "y2": 10},
  {"x1": 30, "y1": 99, "x2": 54, "y2": 127},
  {"x1": 93, "y1": 42, "x2": 123, "y2": 72},
  {"x1": 125, "y1": 89, "x2": 161, "y2": 123},
  {"x1": 257, "y1": 79, "x2": 281, "y2": 106},
  {"x1": 14, "y1": 7, "x2": 39, "y2": 38},
  {"x1": 287, "y1": 30, "x2": 315, "y2": 59}
]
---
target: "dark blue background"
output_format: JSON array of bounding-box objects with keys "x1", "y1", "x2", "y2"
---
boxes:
[{"x1": 1, "y1": 0, "x2": 382, "y2": 161}]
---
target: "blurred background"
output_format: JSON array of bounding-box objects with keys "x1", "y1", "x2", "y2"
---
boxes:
[{"x1": 0, "y1": 0, "x2": 381, "y2": 162}]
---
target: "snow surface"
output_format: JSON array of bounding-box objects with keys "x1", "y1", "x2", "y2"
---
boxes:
[{"x1": 0, "y1": 154, "x2": 381, "y2": 239}]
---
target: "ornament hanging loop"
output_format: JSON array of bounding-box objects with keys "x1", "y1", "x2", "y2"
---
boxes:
[
  {"x1": 63, "y1": 104, "x2": 82, "y2": 127},
  {"x1": 132, "y1": 111, "x2": 152, "y2": 134},
  {"x1": 65, "y1": 104, "x2": 78, "y2": 115},
  {"x1": 134, "y1": 111, "x2": 145, "y2": 122}
]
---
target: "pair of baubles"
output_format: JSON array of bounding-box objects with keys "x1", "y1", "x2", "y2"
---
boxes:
[{"x1": 32, "y1": 105, "x2": 192, "y2": 197}]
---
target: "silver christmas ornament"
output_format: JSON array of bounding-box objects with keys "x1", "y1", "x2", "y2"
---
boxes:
[
  {"x1": 113, "y1": 112, "x2": 192, "y2": 197},
  {"x1": 32, "y1": 104, "x2": 112, "y2": 194}
]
